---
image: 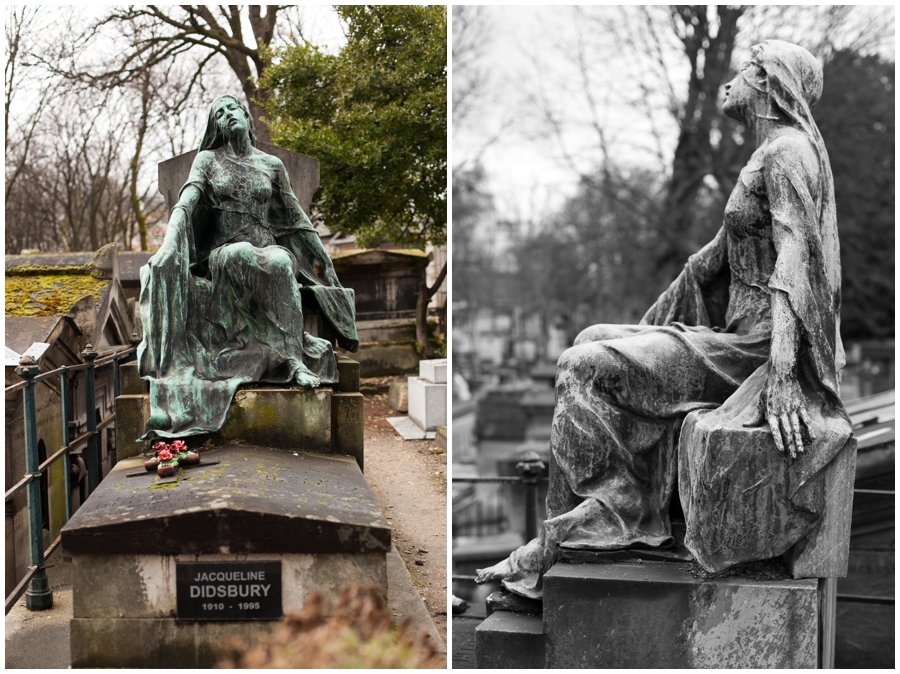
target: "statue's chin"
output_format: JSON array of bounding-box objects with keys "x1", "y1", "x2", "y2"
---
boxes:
[{"x1": 721, "y1": 102, "x2": 745, "y2": 125}]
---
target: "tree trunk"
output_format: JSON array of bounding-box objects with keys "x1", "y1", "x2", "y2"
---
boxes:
[
  {"x1": 415, "y1": 262, "x2": 447, "y2": 359},
  {"x1": 130, "y1": 74, "x2": 151, "y2": 250},
  {"x1": 658, "y1": 6, "x2": 744, "y2": 281}
]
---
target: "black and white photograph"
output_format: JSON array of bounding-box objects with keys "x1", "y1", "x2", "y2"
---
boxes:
[{"x1": 450, "y1": 5, "x2": 894, "y2": 669}]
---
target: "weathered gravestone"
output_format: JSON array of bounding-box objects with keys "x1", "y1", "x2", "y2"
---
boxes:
[
  {"x1": 62, "y1": 445, "x2": 390, "y2": 668},
  {"x1": 475, "y1": 40, "x2": 856, "y2": 668},
  {"x1": 64, "y1": 95, "x2": 374, "y2": 668}
]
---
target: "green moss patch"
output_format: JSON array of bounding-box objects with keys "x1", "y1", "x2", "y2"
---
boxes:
[{"x1": 6, "y1": 274, "x2": 107, "y2": 317}]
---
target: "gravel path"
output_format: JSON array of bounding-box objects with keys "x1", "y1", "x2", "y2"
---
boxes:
[{"x1": 362, "y1": 387, "x2": 448, "y2": 644}]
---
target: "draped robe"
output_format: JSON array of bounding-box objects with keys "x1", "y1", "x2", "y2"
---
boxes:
[
  {"x1": 137, "y1": 148, "x2": 358, "y2": 441},
  {"x1": 497, "y1": 128, "x2": 851, "y2": 599}
]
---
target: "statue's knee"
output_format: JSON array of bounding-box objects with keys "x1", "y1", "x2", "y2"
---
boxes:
[
  {"x1": 556, "y1": 343, "x2": 590, "y2": 375},
  {"x1": 574, "y1": 324, "x2": 619, "y2": 346},
  {"x1": 260, "y1": 248, "x2": 294, "y2": 275}
]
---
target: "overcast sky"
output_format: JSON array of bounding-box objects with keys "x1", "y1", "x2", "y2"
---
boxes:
[{"x1": 452, "y1": 5, "x2": 895, "y2": 225}]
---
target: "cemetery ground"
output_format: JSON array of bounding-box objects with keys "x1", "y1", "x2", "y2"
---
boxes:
[{"x1": 5, "y1": 374, "x2": 448, "y2": 668}]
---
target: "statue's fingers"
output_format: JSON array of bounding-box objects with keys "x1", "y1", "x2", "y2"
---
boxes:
[
  {"x1": 790, "y1": 411, "x2": 805, "y2": 454},
  {"x1": 780, "y1": 415, "x2": 797, "y2": 459},
  {"x1": 769, "y1": 416, "x2": 785, "y2": 453}
]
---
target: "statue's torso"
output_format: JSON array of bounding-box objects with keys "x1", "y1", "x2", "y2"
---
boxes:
[
  {"x1": 204, "y1": 151, "x2": 279, "y2": 250},
  {"x1": 722, "y1": 150, "x2": 777, "y2": 335}
]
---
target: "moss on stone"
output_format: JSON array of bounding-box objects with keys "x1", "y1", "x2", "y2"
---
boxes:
[{"x1": 5, "y1": 273, "x2": 107, "y2": 317}]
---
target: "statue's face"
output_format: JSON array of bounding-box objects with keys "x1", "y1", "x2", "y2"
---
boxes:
[
  {"x1": 723, "y1": 61, "x2": 767, "y2": 122},
  {"x1": 213, "y1": 98, "x2": 249, "y2": 136}
]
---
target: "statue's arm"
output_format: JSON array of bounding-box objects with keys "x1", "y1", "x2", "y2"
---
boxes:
[
  {"x1": 295, "y1": 229, "x2": 341, "y2": 287},
  {"x1": 270, "y1": 159, "x2": 341, "y2": 287},
  {"x1": 760, "y1": 137, "x2": 821, "y2": 458},
  {"x1": 155, "y1": 184, "x2": 201, "y2": 262},
  {"x1": 687, "y1": 225, "x2": 727, "y2": 287}
]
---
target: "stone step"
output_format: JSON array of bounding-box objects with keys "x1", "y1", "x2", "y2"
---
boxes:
[
  {"x1": 475, "y1": 611, "x2": 545, "y2": 669},
  {"x1": 542, "y1": 560, "x2": 819, "y2": 668}
]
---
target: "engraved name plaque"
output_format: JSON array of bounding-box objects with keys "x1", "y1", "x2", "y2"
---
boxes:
[{"x1": 176, "y1": 561, "x2": 282, "y2": 621}]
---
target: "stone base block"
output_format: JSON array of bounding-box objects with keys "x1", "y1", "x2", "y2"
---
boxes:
[
  {"x1": 408, "y1": 377, "x2": 446, "y2": 431},
  {"x1": 335, "y1": 356, "x2": 360, "y2": 393},
  {"x1": 543, "y1": 561, "x2": 819, "y2": 668},
  {"x1": 475, "y1": 611, "x2": 545, "y2": 669},
  {"x1": 119, "y1": 360, "x2": 149, "y2": 396},
  {"x1": 219, "y1": 388, "x2": 332, "y2": 452},
  {"x1": 338, "y1": 340, "x2": 420, "y2": 376},
  {"x1": 418, "y1": 358, "x2": 447, "y2": 383},
  {"x1": 332, "y1": 392, "x2": 364, "y2": 471},
  {"x1": 388, "y1": 380, "x2": 409, "y2": 412},
  {"x1": 71, "y1": 617, "x2": 264, "y2": 668},
  {"x1": 114, "y1": 394, "x2": 150, "y2": 459},
  {"x1": 72, "y1": 551, "x2": 387, "y2": 619}
]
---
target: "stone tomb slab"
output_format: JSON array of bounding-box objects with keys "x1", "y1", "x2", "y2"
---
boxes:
[
  {"x1": 61, "y1": 445, "x2": 389, "y2": 556},
  {"x1": 61, "y1": 446, "x2": 390, "y2": 667},
  {"x1": 542, "y1": 560, "x2": 819, "y2": 669}
]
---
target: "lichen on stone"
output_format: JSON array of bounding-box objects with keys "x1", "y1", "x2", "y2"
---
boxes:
[{"x1": 5, "y1": 273, "x2": 107, "y2": 317}]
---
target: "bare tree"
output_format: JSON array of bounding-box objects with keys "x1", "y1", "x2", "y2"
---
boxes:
[
  {"x1": 5, "y1": 7, "x2": 61, "y2": 202},
  {"x1": 84, "y1": 6, "x2": 287, "y2": 143},
  {"x1": 523, "y1": 4, "x2": 894, "y2": 290}
]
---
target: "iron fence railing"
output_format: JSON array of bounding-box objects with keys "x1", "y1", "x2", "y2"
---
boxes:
[{"x1": 5, "y1": 342, "x2": 137, "y2": 614}]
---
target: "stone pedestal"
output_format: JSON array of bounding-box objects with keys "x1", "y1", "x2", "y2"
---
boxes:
[
  {"x1": 61, "y1": 445, "x2": 390, "y2": 668},
  {"x1": 408, "y1": 358, "x2": 447, "y2": 432},
  {"x1": 475, "y1": 560, "x2": 820, "y2": 669},
  {"x1": 114, "y1": 358, "x2": 364, "y2": 469},
  {"x1": 475, "y1": 612, "x2": 545, "y2": 669}
]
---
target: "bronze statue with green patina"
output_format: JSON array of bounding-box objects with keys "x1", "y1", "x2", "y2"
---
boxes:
[{"x1": 137, "y1": 94, "x2": 358, "y2": 441}]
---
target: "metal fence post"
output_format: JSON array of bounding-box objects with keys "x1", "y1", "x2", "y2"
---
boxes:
[
  {"x1": 60, "y1": 372, "x2": 72, "y2": 521},
  {"x1": 516, "y1": 454, "x2": 547, "y2": 542},
  {"x1": 16, "y1": 355, "x2": 53, "y2": 610},
  {"x1": 82, "y1": 344, "x2": 99, "y2": 492}
]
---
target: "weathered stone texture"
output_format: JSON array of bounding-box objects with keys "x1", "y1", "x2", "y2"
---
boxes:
[
  {"x1": 475, "y1": 611, "x2": 545, "y2": 669},
  {"x1": 542, "y1": 561, "x2": 818, "y2": 668},
  {"x1": 72, "y1": 551, "x2": 386, "y2": 619},
  {"x1": 388, "y1": 380, "x2": 409, "y2": 412},
  {"x1": 119, "y1": 360, "x2": 148, "y2": 396},
  {"x1": 218, "y1": 388, "x2": 332, "y2": 452},
  {"x1": 114, "y1": 394, "x2": 150, "y2": 458},
  {"x1": 61, "y1": 447, "x2": 390, "y2": 556},
  {"x1": 334, "y1": 356, "x2": 360, "y2": 393},
  {"x1": 332, "y1": 392, "x2": 364, "y2": 471}
]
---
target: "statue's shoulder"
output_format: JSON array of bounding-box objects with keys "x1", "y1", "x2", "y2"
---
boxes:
[
  {"x1": 765, "y1": 129, "x2": 817, "y2": 165},
  {"x1": 763, "y1": 129, "x2": 820, "y2": 180},
  {"x1": 252, "y1": 149, "x2": 285, "y2": 171},
  {"x1": 193, "y1": 149, "x2": 217, "y2": 167}
]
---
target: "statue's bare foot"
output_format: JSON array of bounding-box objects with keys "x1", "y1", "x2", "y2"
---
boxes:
[
  {"x1": 475, "y1": 558, "x2": 512, "y2": 584},
  {"x1": 294, "y1": 369, "x2": 320, "y2": 388}
]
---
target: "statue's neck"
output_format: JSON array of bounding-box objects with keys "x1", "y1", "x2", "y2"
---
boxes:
[
  {"x1": 224, "y1": 132, "x2": 252, "y2": 157},
  {"x1": 745, "y1": 96, "x2": 789, "y2": 147}
]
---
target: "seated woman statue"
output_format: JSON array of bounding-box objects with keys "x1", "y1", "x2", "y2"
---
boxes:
[
  {"x1": 476, "y1": 41, "x2": 852, "y2": 598},
  {"x1": 137, "y1": 94, "x2": 358, "y2": 441}
]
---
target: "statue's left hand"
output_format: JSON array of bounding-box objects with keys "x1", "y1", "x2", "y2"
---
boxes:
[{"x1": 764, "y1": 372, "x2": 812, "y2": 459}]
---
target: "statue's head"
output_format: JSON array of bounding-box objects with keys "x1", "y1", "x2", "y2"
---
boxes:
[
  {"x1": 723, "y1": 40, "x2": 823, "y2": 125},
  {"x1": 199, "y1": 94, "x2": 257, "y2": 151}
]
